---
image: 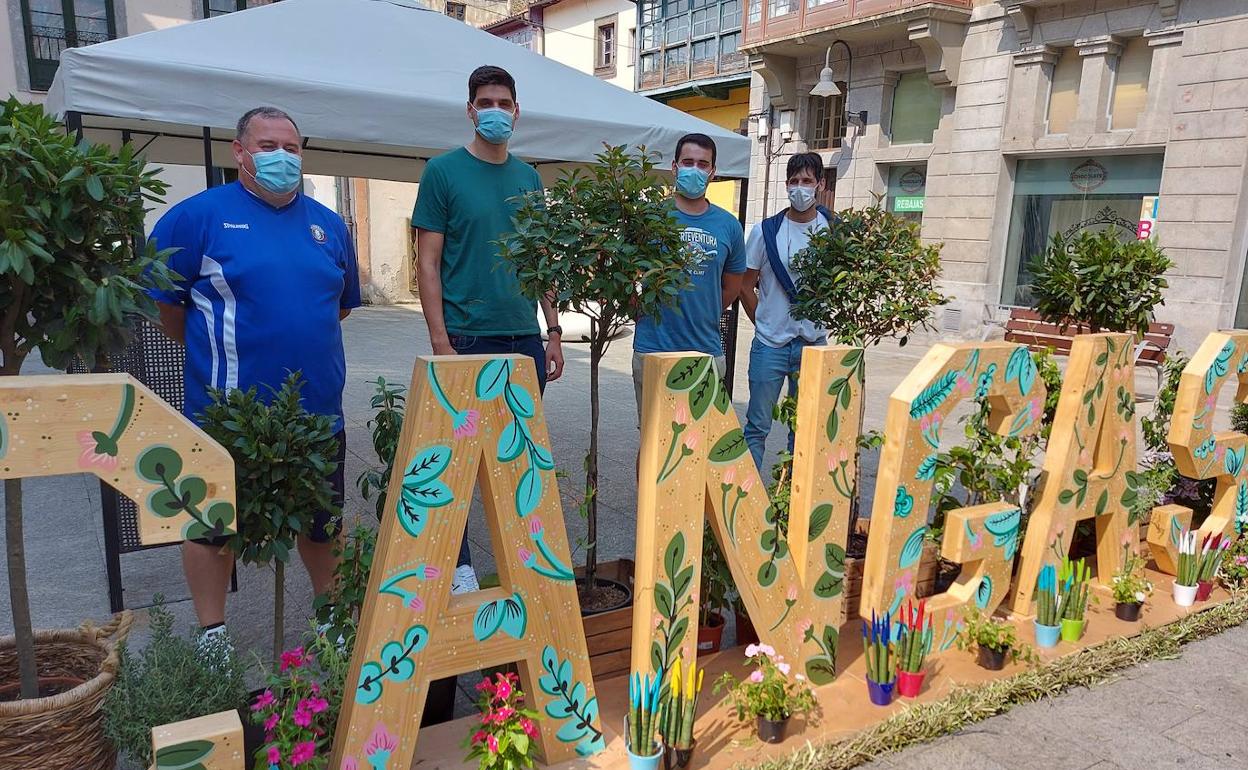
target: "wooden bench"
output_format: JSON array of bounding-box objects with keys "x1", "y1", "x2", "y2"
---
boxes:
[{"x1": 992, "y1": 306, "x2": 1174, "y2": 390}]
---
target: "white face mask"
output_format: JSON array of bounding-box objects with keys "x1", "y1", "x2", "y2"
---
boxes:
[{"x1": 787, "y1": 184, "x2": 817, "y2": 212}]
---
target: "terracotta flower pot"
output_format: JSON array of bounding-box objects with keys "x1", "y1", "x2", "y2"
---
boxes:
[
  {"x1": 1115, "y1": 601, "x2": 1142, "y2": 622},
  {"x1": 696, "y1": 612, "x2": 725, "y2": 655},
  {"x1": 977, "y1": 645, "x2": 1007, "y2": 671},
  {"x1": 896, "y1": 669, "x2": 926, "y2": 698},
  {"x1": 756, "y1": 715, "x2": 789, "y2": 744},
  {"x1": 734, "y1": 610, "x2": 759, "y2": 647}
]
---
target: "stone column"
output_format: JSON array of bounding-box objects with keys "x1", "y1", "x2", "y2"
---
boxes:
[
  {"x1": 1070, "y1": 35, "x2": 1123, "y2": 137},
  {"x1": 1002, "y1": 46, "x2": 1057, "y2": 146}
]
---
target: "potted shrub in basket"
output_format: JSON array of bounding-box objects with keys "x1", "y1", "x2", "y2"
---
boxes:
[
  {"x1": 862, "y1": 611, "x2": 896, "y2": 706},
  {"x1": 463, "y1": 672, "x2": 542, "y2": 770},
  {"x1": 715, "y1": 643, "x2": 817, "y2": 744},
  {"x1": 958, "y1": 608, "x2": 1035, "y2": 671},
  {"x1": 0, "y1": 97, "x2": 176, "y2": 768},
  {"x1": 626, "y1": 671, "x2": 664, "y2": 770},
  {"x1": 1033, "y1": 564, "x2": 1061, "y2": 648},
  {"x1": 659, "y1": 657, "x2": 703, "y2": 769},
  {"x1": 1196, "y1": 532, "x2": 1231, "y2": 601},
  {"x1": 1111, "y1": 549, "x2": 1153, "y2": 622},
  {"x1": 896, "y1": 601, "x2": 933, "y2": 698},
  {"x1": 1058, "y1": 557, "x2": 1091, "y2": 642}
]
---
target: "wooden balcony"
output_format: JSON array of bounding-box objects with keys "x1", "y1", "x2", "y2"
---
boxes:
[{"x1": 743, "y1": 0, "x2": 972, "y2": 48}]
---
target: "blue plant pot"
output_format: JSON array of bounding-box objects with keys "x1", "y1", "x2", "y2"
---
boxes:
[
  {"x1": 627, "y1": 745, "x2": 663, "y2": 770},
  {"x1": 1034, "y1": 620, "x2": 1061, "y2": 649},
  {"x1": 866, "y1": 677, "x2": 895, "y2": 706}
]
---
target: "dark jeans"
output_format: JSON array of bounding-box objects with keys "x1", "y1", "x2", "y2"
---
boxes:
[{"x1": 448, "y1": 333, "x2": 547, "y2": 571}]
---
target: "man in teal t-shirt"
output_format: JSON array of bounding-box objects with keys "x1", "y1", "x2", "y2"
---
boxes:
[{"x1": 632, "y1": 132, "x2": 746, "y2": 424}]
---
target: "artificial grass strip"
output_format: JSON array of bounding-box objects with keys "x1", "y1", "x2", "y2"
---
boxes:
[{"x1": 750, "y1": 595, "x2": 1248, "y2": 770}]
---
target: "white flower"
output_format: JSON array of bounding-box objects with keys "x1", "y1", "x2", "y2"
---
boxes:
[
  {"x1": 1135, "y1": 591, "x2": 1146, "y2": 602},
  {"x1": 777, "y1": 662, "x2": 791, "y2": 676},
  {"x1": 795, "y1": 674, "x2": 806, "y2": 682}
]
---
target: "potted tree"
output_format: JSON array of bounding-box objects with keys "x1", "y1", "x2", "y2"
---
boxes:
[
  {"x1": 788, "y1": 204, "x2": 946, "y2": 535},
  {"x1": 500, "y1": 147, "x2": 695, "y2": 617},
  {"x1": 198, "y1": 373, "x2": 341, "y2": 662},
  {"x1": 0, "y1": 98, "x2": 174, "y2": 767}
]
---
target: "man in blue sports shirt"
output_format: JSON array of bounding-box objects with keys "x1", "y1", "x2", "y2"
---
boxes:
[
  {"x1": 149, "y1": 107, "x2": 360, "y2": 647},
  {"x1": 632, "y1": 132, "x2": 746, "y2": 423}
]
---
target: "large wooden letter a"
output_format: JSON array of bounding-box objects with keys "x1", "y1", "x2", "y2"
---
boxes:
[{"x1": 333, "y1": 356, "x2": 603, "y2": 769}]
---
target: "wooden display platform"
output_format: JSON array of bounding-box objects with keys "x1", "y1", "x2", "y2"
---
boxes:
[{"x1": 408, "y1": 573, "x2": 1232, "y2": 770}]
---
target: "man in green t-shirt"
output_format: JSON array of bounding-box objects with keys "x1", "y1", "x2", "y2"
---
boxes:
[{"x1": 411, "y1": 65, "x2": 562, "y2": 583}]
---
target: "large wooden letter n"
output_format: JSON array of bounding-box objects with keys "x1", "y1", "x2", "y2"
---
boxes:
[{"x1": 333, "y1": 356, "x2": 603, "y2": 770}]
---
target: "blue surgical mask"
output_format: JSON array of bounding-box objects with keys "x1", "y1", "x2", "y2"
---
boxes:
[
  {"x1": 473, "y1": 106, "x2": 515, "y2": 145},
  {"x1": 675, "y1": 166, "x2": 710, "y2": 198},
  {"x1": 247, "y1": 149, "x2": 302, "y2": 195}
]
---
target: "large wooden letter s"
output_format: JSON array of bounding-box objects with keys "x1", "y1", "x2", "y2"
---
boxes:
[
  {"x1": 1148, "y1": 331, "x2": 1248, "y2": 573},
  {"x1": 333, "y1": 356, "x2": 602, "y2": 769}
]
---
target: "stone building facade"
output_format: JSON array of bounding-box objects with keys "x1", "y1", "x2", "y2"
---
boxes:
[{"x1": 745, "y1": 0, "x2": 1248, "y2": 352}]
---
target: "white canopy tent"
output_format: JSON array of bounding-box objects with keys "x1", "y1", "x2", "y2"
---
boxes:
[{"x1": 45, "y1": 0, "x2": 752, "y2": 184}]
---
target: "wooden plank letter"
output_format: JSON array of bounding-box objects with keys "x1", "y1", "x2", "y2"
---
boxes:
[
  {"x1": 1012, "y1": 334, "x2": 1136, "y2": 613},
  {"x1": 1147, "y1": 331, "x2": 1248, "y2": 573},
  {"x1": 332, "y1": 356, "x2": 602, "y2": 769},
  {"x1": 0, "y1": 373, "x2": 235, "y2": 543},
  {"x1": 152, "y1": 710, "x2": 244, "y2": 770},
  {"x1": 633, "y1": 347, "x2": 861, "y2": 687},
  {"x1": 862, "y1": 343, "x2": 1045, "y2": 627}
]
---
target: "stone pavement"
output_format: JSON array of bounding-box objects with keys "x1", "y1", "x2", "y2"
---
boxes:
[{"x1": 1, "y1": 305, "x2": 1245, "y2": 769}]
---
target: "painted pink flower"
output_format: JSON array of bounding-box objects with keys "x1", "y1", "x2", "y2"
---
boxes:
[
  {"x1": 969, "y1": 529, "x2": 983, "y2": 551},
  {"x1": 1121, "y1": 529, "x2": 1135, "y2": 547},
  {"x1": 407, "y1": 593, "x2": 425, "y2": 612},
  {"x1": 267, "y1": 746, "x2": 282, "y2": 765},
  {"x1": 1029, "y1": 399, "x2": 1043, "y2": 419},
  {"x1": 518, "y1": 547, "x2": 534, "y2": 565},
  {"x1": 786, "y1": 585, "x2": 798, "y2": 602},
  {"x1": 748, "y1": 669, "x2": 764, "y2": 683},
  {"x1": 1078, "y1": 449, "x2": 1091, "y2": 467},
  {"x1": 919, "y1": 415, "x2": 931, "y2": 431},
  {"x1": 777, "y1": 661, "x2": 791, "y2": 676},
  {"x1": 264, "y1": 712, "x2": 280, "y2": 731},
  {"x1": 1206, "y1": 394, "x2": 1217, "y2": 410},
  {"x1": 364, "y1": 723, "x2": 398, "y2": 755},
  {"x1": 674, "y1": 403, "x2": 691, "y2": 426},
  {"x1": 343, "y1": 758, "x2": 359, "y2": 770},
  {"x1": 683, "y1": 432, "x2": 700, "y2": 452},
  {"x1": 77, "y1": 431, "x2": 120, "y2": 471},
  {"x1": 955, "y1": 375, "x2": 972, "y2": 394},
  {"x1": 521, "y1": 718, "x2": 538, "y2": 738},
  {"x1": 724, "y1": 466, "x2": 736, "y2": 485},
  {"x1": 796, "y1": 618, "x2": 813, "y2": 636},
  {"x1": 1216, "y1": 446, "x2": 1226, "y2": 462},
  {"x1": 529, "y1": 516, "x2": 544, "y2": 536},
  {"x1": 421, "y1": 564, "x2": 441, "y2": 580},
  {"x1": 251, "y1": 689, "x2": 275, "y2": 711},
  {"x1": 653, "y1": 612, "x2": 664, "y2": 629},
  {"x1": 740, "y1": 476, "x2": 756, "y2": 493},
  {"x1": 291, "y1": 740, "x2": 316, "y2": 766},
  {"x1": 487, "y1": 734, "x2": 500, "y2": 753},
  {"x1": 838, "y1": 448, "x2": 850, "y2": 465},
  {"x1": 894, "y1": 570, "x2": 914, "y2": 595},
  {"x1": 453, "y1": 408, "x2": 481, "y2": 439}
]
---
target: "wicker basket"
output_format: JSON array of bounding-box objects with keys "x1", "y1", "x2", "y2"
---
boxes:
[{"x1": 0, "y1": 612, "x2": 134, "y2": 770}]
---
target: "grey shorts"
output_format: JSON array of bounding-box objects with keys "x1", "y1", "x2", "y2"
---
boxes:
[{"x1": 632, "y1": 352, "x2": 727, "y2": 427}]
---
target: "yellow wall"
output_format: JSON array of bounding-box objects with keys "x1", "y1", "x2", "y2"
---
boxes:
[{"x1": 664, "y1": 87, "x2": 749, "y2": 212}]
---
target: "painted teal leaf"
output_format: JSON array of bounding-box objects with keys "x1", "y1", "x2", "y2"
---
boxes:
[
  {"x1": 538, "y1": 645, "x2": 562, "y2": 695},
  {"x1": 380, "y1": 641, "x2": 416, "y2": 682},
  {"x1": 1226, "y1": 446, "x2": 1246, "y2": 477},
  {"x1": 898, "y1": 526, "x2": 927, "y2": 569},
  {"x1": 531, "y1": 443, "x2": 555, "y2": 470},
  {"x1": 1005, "y1": 346, "x2": 1037, "y2": 395},
  {"x1": 1237, "y1": 482, "x2": 1248, "y2": 533},
  {"x1": 556, "y1": 717, "x2": 590, "y2": 743},
  {"x1": 575, "y1": 698, "x2": 606, "y2": 756},
  {"x1": 505, "y1": 383, "x2": 535, "y2": 418},
  {"x1": 404, "y1": 445, "x2": 451, "y2": 484},
  {"x1": 808, "y1": 504, "x2": 833, "y2": 542},
  {"x1": 665, "y1": 356, "x2": 710, "y2": 392},
  {"x1": 500, "y1": 594, "x2": 527, "y2": 639},
  {"x1": 1206, "y1": 341, "x2": 1235, "y2": 394},
  {"x1": 909, "y1": 371, "x2": 958, "y2": 419},
  {"x1": 356, "y1": 661, "x2": 385, "y2": 704},
  {"x1": 915, "y1": 453, "x2": 939, "y2": 481},
  {"x1": 516, "y1": 467, "x2": 542, "y2": 517},
  {"x1": 473, "y1": 600, "x2": 503, "y2": 641},
  {"x1": 498, "y1": 421, "x2": 526, "y2": 462},
  {"x1": 709, "y1": 429, "x2": 748, "y2": 463},
  {"x1": 893, "y1": 486, "x2": 914, "y2": 519},
  {"x1": 975, "y1": 574, "x2": 993, "y2": 609},
  {"x1": 985, "y1": 508, "x2": 1021, "y2": 560},
  {"x1": 975, "y1": 363, "x2": 998, "y2": 400},
  {"x1": 401, "y1": 479, "x2": 452, "y2": 509},
  {"x1": 396, "y1": 496, "x2": 427, "y2": 538},
  {"x1": 476, "y1": 359, "x2": 511, "y2": 400}
]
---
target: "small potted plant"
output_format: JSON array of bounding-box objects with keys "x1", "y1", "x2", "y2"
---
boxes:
[
  {"x1": 896, "y1": 601, "x2": 932, "y2": 698},
  {"x1": 658, "y1": 657, "x2": 703, "y2": 769},
  {"x1": 1111, "y1": 549, "x2": 1153, "y2": 622},
  {"x1": 465, "y1": 672, "x2": 542, "y2": 770},
  {"x1": 1174, "y1": 530, "x2": 1200, "y2": 607},
  {"x1": 1059, "y1": 557, "x2": 1091, "y2": 642},
  {"x1": 715, "y1": 643, "x2": 817, "y2": 744},
  {"x1": 1196, "y1": 533, "x2": 1231, "y2": 601},
  {"x1": 958, "y1": 608, "x2": 1035, "y2": 671},
  {"x1": 862, "y1": 611, "x2": 897, "y2": 706},
  {"x1": 697, "y1": 526, "x2": 731, "y2": 654},
  {"x1": 1033, "y1": 564, "x2": 1061, "y2": 648},
  {"x1": 626, "y1": 672, "x2": 664, "y2": 770}
]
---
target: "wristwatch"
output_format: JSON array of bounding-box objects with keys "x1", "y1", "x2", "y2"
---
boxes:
[{"x1": 547, "y1": 325, "x2": 563, "y2": 337}]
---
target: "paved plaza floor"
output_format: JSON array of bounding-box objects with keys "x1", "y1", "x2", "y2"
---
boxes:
[{"x1": 1, "y1": 305, "x2": 1244, "y2": 769}]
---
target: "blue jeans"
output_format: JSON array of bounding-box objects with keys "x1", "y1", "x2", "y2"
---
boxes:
[
  {"x1": 745, "y1": 337, "x2": 824, "y2": 472},
  {"x1": 448, "y1": 333, "x2": 547, "y2": 568}
]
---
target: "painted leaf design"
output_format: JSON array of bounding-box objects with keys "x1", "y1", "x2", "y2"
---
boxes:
[
  {"x1": 505, "y1": 383, "x2": 535, "y2": 418},
  {"x1": 984, "y1": 508, "x2": 1022, "y2": 561},
  {"x1": 713, "y1": 376, "x2": 731, "y2": 414},
  {"x1": 813, "y1": 544, "x2": 846, "y2": 598},
  {"x1": 758, "y1": 560, "x2": 778, "y2": 587},
  {"x1": 515, "y1": 467, "x2": 542, "y2": 517},
  {"x1": 498, "y1": 421, "x2": 526, "y2": 462},
  {"x1": 405, "y1": 445, "x2": 451, "y2": 484},
  {"x1": 915, "y1": 453, "x2": 939, "y2": 481},
  {"x1": 898, "y1": 526, "x2": 927, "y2": 569},
  {"x1": 1206, "y1": 341, "x2": 1235, "y2": 394},
  {"x1": 402, "y1": 479, "x2": 452, "y2": 509},
  {"x1": 805, "y1": 658, "x2": 836, "y2": 686},
  {"x1": 475, "y1": 359, "x2": 511, "y2": 400},
  {"x1": 672, "y1": 565, "x2": 695, "y2": 600},
  {"x1": 1095, "y1": 489, "x2": 1109, "y2": 517},
  {"x1": 689, "y1": 374, "x2": 718, "y2": 420},
  {"x1": 820, "y1": 625, "x2": 839, "y2": 662},
  {"x1": 975, "y1": 574, "x2": 993, "y2": 609},
  {"x1": 909, "y1": 371, "x2": 958, "y2": 419},
  {"x1": 356, "y1": 661, "x2": 385, "y2": 704},
  {"x1": 396, "y1": 496, "x2": 427, "y2": 538},
  {"x1": 1169, "y1": 516, "x2": 1182, "y2": 546},
  {"x1": 136, "y1": 445, "x2": 183, "y2": 484},
  {"x1": 893, "y1": 486, "x2": 914, "y2": 519},
  {"x1": 664, "y1": 532, "x2": 687, "y2": 580},
  {"x1": 665, "y1": 356, "x2": 710, "y2": 392},
  {"x1": 1225, "y1": 446, "x2": 1246, "y2": 477},
  {"x1": 530, "y1": 443, "x2": 555, "y2": 470},
  {"x1": 473, "y1": 600, "x2": 502, "y2": 641},
  {"x1": 575, "y1": 699, "x2": 606, "y2": 756},
  {"x1": 808, "y1": 504, "x2": 833, "y2": 542},
  {"x1": 709, "y1": 429, "x2": 748, "y2": 463},
  {"x1": 155, "y1": 741, "x2": 213, "y2": 770},
  {"x1": 1005, "y1": 346, "x2": 1037, "y2": 395},
  {"x1": 1236, "y1": 482, "x2": 1248, "y2": 530},
  {"x1": 538, "y1": 645, "x2": 564, "y2": 696},
  {"x1": 380, "y1": 640, "x2": 416, "y2": 681},
  {"x1": 654, "y1": 583, "x2": 674, "y2": 617}
]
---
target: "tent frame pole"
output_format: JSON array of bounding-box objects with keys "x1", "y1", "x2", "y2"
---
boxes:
[{"x1": 202, "y1": 126, "x2": 217, "y2": 188}]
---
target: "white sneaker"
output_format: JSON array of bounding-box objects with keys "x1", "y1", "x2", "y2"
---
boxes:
[
  {"x1": 197, "y1": 625, "x2": 234, "y2": 665},
  {"x1": 451, "y1": 565, "x2": 480, "y2": 595}
]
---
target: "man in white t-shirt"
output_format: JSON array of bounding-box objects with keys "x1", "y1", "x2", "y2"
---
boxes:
[{"x1": 739, "y1": 152, "x2": 830, "y2": 471}]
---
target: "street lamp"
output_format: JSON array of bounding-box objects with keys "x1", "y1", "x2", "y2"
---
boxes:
[{"x1": 810, "y1": 40, "x2": 852, "y2": 98}]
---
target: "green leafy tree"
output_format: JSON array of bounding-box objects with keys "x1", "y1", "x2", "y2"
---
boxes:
[
  {"x1": 499, "y1": 145, "x2": 696, "y2": 588},
  {"x1": 1030, "y1": 228, "x2": 1173, "y2": 335},
  {"x1": 198, "y1": 372, "x2": 341, "y2": 662},
  {"x1": 355, "y1": 376, "x2": 406, "y2": 519},
  {"x1": 0, "y1": 98, "x2": 172, "y2": 698}
]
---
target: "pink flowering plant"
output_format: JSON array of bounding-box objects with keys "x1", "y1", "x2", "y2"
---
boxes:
[
  {"x1": 1222, "y1": 535, "x2": 1248, "y2": 588},
  {"x1": 714, "y1": 643, "x2": 817, "y2": 723},
  {"x1": 250, "y1": 643, "x2": 338, "y2": 769},
  {"x1": 464, "y1": 672, "x2": 542, "y2": 770}
]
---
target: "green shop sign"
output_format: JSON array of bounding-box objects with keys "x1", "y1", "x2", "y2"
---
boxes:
[{"x1": 893, "y1": 196, "x2": 925, "y2": 212}]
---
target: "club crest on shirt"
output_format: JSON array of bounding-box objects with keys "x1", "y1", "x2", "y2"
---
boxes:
[{"x1": 310, "y1": 224, "x2": 327, "y2": 243}]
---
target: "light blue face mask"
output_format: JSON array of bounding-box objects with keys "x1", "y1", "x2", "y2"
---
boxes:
[
  {"x1": 473, "y1": 106, "x2": 515, "y2": 145},
  {"x1": 248, "y1": 148, "x2": 302, "y2": 195},
  {"x1": 675, "y1": 166, "x2": 710, "y2": 198}
]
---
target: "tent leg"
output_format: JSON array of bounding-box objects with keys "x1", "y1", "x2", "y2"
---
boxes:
[
  {"x1": 202, "y1": 126, "x2": 218, "y2": 189},
  {"x1": 720, "y1": 176, "x2": 749, "y2": 398},
  {"x1": 65, "y1": 111, "x2": 83, "y2": 143}
]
